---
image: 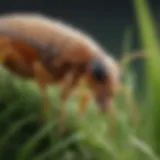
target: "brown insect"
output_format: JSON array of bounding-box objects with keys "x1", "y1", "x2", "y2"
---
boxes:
[{"x1": 0, "y1": 13, "x2": 141, "y2": 134}]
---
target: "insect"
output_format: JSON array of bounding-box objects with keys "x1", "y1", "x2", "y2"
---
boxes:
[{"x1": 0, "y1": 13, "x2": 141, "y2": 134}]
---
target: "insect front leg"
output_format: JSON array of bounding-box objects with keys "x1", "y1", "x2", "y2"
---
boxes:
[
  {"x1": 78, "y1": 90, "x2": 91, "y2": 118},
  {"x1": 33, "y1": 61, "x2": 54, "y2": 122},
  {"x1": 73, "y1": 86, "x2": 91, "y2": 118},
  {"x1": 59, "y1": 71, "x2": 79, "y2": 134}
]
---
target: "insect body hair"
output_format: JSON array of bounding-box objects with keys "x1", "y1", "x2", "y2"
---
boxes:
[{"x1": 0, "y1": 12, "x2": 109, "y2": 56}]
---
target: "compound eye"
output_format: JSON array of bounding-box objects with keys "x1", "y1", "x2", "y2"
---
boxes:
[{"x1": 89, "y1": 59, "x2": 107, "y2": 82}]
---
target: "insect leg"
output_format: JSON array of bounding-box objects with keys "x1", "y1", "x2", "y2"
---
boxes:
[
  {"x1": 33, "y1": 61, "x2": 54, "y2": 122},
  {"x1": 121, "y1": 85, "x2": 140, "y2": 127},
  {"x1": 73, "y1": 86, "x2": 91, "y2": 118},
  {"x1": 59, "y1": 71, "x2": 79, "y2": 134},
  {"x1": 78, "y1": 91, "x2": 91, "y2": 118}
]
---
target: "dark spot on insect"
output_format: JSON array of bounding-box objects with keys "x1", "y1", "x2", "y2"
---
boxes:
[{"x1": 90, "y1": 58, "x2": 107, "y2": 82}]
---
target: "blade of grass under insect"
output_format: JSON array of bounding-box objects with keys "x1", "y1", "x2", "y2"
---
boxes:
[
  {"x1": 79, "y1": 122, "x2": 120, "y2": 160},
  {"x1": 32, "y1": 132, "x2": 85, "y2": 160},
  {"x1": 87, "y1": 135, "x2": 119, "y2": 160},
  {"x1": 0, "y1": 100, "x2": 25, "y2": 120},
  {"x1": 17, "y1": 119, "x2": 57, "y2": 160},
  {"x1": 0, "y1": 114, "x2": 36, "y2": 159},
  {"x1": 129, "y1": 135, "x2": 159, "y2": 160}
]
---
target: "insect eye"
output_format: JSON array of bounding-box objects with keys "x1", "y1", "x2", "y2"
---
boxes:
[{"x1": 89, "y1": 59, "x2": 107, "y2": 82}]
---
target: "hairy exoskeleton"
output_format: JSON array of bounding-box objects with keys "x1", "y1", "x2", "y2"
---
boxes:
[{"x1": 0, "y1": 13, "x2": 141, "y2": 134}]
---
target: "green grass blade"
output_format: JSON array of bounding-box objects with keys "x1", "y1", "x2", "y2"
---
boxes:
[
  {"x1": 133, "y1": 0, "x2": 160, "y2": 153},
  {"x1": 17, "y1": 120, "x2": 57, "y2": 160},
  {"x1": 0, "y1": 114, "x2": 36, "y2": 158}
]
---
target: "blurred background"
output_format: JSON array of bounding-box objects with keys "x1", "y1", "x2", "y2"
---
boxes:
[{"x1": 0, "y1": 0, "x2": 160, "y2": 160}]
